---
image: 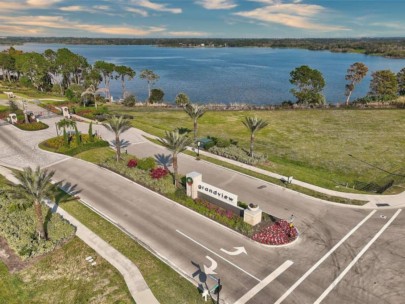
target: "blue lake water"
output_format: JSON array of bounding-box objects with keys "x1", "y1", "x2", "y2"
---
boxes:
[{"x1": 2, "y1": 44, "x2": 405, "y2": 104}]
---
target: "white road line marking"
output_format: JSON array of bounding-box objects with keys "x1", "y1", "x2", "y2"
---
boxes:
[
  {"x1": 234, "y1": 260, "x2": 294, "y2": 304},
  {"x1": 176, "y1": 229, "x2": 261, "y2": 282},
  {"x1": 314, "y1": 209, "x2": 402, "y2": 304},
  {"x1": 274, "y1": 209, "x2": 377, "y2": 304}
]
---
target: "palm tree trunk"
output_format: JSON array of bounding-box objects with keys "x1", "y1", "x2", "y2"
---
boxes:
[
  {"x1": 147, "y1": 82, "x2": 151, "y2": 105},
  {"x1": 116, "y1": 135, "x2": 121, "y2": 162},
  {"x1": 194, "y1": 120, "x2": 197, "y2": 140},
  {"x1": 121, "y1": 77, "x2": 126, "y2": 99},
  {"x1": 345, "y1": 90, "x2": 352, "y2": 106},
  {"x1": 250, "y1": 134, "x2": 254, "y2": 158},
  {"x1": 173, "y1": 154, "x2": 179, "y2": 187},
  {"x1": 34, "y1": 200, "x2": 46, "y2": 240}
]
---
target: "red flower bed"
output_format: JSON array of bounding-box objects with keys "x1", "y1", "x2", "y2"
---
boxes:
[
  {"x1": 127, "y1": 159, "x2": 138, "y2": 168},
  {"x1": 150, "y1": 167, "x2": 169, "y2": 179},
  {"x1": 252, "y1": 220, "x2": 298, "y2": 245}
]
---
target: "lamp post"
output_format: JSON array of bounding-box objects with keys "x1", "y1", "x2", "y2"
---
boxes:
[{"x1": 196, "y1": 141, "x2": 201, "y2": 160}]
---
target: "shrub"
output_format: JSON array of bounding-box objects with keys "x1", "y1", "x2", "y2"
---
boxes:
[
  {"x1": 150, "y1": 167, "x2": 169, "y2": 179},
  {"x1": 216, "y1": 137, "x2": 231, "y2": 148},
  {"x1": 150, "y1": 88, "x2": 164, "y2": 103},
  {"x1": 127, "y1": 159, "x2": 138, "y2": 168},
  {"x1": 208, "y1": 145, "x2": 267, "y2": 165},
  {"x1": 137, "y1": 157, "x2": 156, "y2": 171},
  {"x1": 123, "y1": 94, "x2": 136, "y2": 107}
]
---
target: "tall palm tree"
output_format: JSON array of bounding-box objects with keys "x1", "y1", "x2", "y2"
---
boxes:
[
  {"x1": 183, "y1": 103, "x2": 206, "y2": 141},
  {"x1": 158, "y1": 130, "x2": 192, "y2": 188},
  {"x1": 242, "y1": 116, "x2": 269, "y2": 158},
  {"x1": 12, "y1": 167, "x2": 59, "y2": 240},
  {"x1": 102, "y1": 116, "x2": 132, "y2": 161}
]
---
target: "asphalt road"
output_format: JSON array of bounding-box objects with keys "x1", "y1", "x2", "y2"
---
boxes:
[{"x1": 1, "y1": 118, "x2": 404, "y2": 303}]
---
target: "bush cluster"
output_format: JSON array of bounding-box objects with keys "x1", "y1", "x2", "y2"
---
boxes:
[
  {"x1": 103, "y1": 157, "x2": 174, "y2": 194},
  {"x1": 137, "y1": 157, "x2": 156, "y2": 171},
  {"x1": 0, "y1": 194, "x2": 75, "y2": 260},
  {"x1": 127, "y1": 159, "x2": 138, "y2": 168},
  {"x1": 208, "y1": 145, "x2": 267, "y2": 165},
  {"x1": 150, "y1": 167, "x2": 169, "y2": 179}
]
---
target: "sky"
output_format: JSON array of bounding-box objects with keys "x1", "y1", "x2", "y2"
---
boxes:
[{"x1": 0, "y1": 0, "x2": 404, "y2": 38}]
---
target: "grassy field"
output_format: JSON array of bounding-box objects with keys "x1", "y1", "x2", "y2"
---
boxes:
[
  {"x1": 60, "y1": 198, "x2": 205, "y2": 304},
  {"x1": 0, "y1": 237, "x2": 134, "y2": 304},
  {"x1": 109, "y1": 106, "x2": 405, "y2": 193}
]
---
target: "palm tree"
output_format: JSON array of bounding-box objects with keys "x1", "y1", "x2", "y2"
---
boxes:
[
  {"x1": 115, "y1": 65, "x2": 136, "y2": 98},
  {"x1": 56, "y1": 118, "x2": 77, "y2": 145},
  {"x1": 12, "y1": 166, "x2": 59, "y2": 240},
  {"x1": 183, "y1": 104, "x2": 206, "y2": 141},
  {"x1": 81, "y1": 84, "x2": 109, "y2": 108},
  {"x1": 242, "y1": 116, "x2": 268, "y2": 158},
  {"x1": 158, "y1": 130, "x2": 192, "y2": 188},
  {"x1": 102, "y1": 116, "x2": 132, "y2": 161}
]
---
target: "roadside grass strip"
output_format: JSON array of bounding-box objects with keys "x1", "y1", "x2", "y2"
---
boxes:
[
  {"x1": 314, "y1": 209, "x2": 402, "y2": 304},
  {"x1": 274, "y1": 210, "x2": 377, "y2": 304}
]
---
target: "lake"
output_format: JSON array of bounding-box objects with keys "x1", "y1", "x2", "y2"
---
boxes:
[{"x1": 2, "y1": 44, "x2": 405, "y2": 104}]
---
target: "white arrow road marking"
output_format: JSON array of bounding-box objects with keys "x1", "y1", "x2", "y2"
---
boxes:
[
  {"x1": 176, "y1": 229, "x2": 261, "y2": 282},
  {"x1": 220, "y1": 246, "x2": 247, "y2": 256},
  {"x1": 203, "y1": 256, "x2": 218, "y2": 275}
]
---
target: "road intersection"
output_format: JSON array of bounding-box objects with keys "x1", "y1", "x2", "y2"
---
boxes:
[{"x1": 0, "y1": 112, "x2": 404, "y2": 303}]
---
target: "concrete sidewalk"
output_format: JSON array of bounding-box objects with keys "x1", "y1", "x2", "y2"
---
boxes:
[
  {"x1": 0, "y1": 165, "x2": 159, "y2": 304},
  {"x1": 190, "y1": 148, "x2": 405, "y2": 208}
]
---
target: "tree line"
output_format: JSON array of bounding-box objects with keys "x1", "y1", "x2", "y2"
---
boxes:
[
  {"x1": 288, "y1": 63, "x2": 405, "y2": 105},
  {"x1": 1, "y1": 37, "x2": 405, "y2": 58},
  {"x1": 1, "y1": 47, "x2": 404, "y2": 106},
  {"x1": 0, "y1": 47, "x2": 163, "y2": 105}
]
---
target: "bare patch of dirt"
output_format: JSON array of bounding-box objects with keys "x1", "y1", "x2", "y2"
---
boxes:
[{"x1": 0, "y1": 236, "x2": 26, "y2": 272}]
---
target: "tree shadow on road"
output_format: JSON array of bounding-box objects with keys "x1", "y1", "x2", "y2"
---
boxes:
[{"x1": 44, "y1": 181, "x2": 82, "y2": 239}]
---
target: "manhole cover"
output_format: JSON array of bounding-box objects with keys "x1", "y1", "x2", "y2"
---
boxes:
[
  {"x1": 376, "y1": 203, "x2": 390, "y2": 207},
  {"x1": 257, "y1": 185, "x2": 267, "y2": 189},
  {"x1": 380, "y1": 215, "x2": 387, "y2": 219}
]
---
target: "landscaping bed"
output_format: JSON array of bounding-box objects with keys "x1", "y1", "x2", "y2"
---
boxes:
[
  {"x1": 14, "y1": 121, "x2": 49, "y2": 131},
  {"x1": 39, "y1": 134, "x2": 109, "y2": 156},
  {"x1": 0, "y1": 187, "x2": 75, "y2": 260},
  {"x1": 100, "y1": 153, "x2": 297, "y2": 245}
]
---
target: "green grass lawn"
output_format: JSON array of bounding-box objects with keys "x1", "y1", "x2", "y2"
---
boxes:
[
  {"x1": 0, "y1": 237, "x2": 134, "y2": 304},
  {"x1": 109, "y1": 107, "x2": 405, "y2": 193},
  {"x1": 60, "y1": 199, "x2": 205, "y2": 304}
]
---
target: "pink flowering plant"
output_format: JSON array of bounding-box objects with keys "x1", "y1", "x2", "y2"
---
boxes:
[
  {"x1": 150, "y1": 167, "x2": 169, "y2": 179},
  {"x1": 252, "y1": 220, "x2": 298, "y2": 245},
  {"x1": 127, "y1": 159, "x2": 138, "y2": 168}
]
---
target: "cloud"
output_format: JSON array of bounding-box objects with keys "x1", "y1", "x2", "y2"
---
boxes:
[
  {"x1": 371, "y1": 22, "x2": 404, "y2": 29},
  {"x1": 0, "y1": 15, "x2": 166, "y2": 36},
  {"x1": 196, "y1": 0, "x2": 237, "y2": 10},
  {"x1": 60, "y1": 6, "x2": 86, "y2": 12},
  {"x1": 131, "y1": 0, "x2": 182, "y2": 14},
  {"x1": 125, "y1": 7, "x2": 149, "y2": 17},
  {"x1": 93, "y1": 5, "x2": 110, "y2": 11},
  {"x1": 235, "y1": 1, "x2": 350, "y2": 31},
  {"x1": 26, "y1": 0, "x2": 62, "y2": 7},
  {"x1": 168, "y1": 31, "x2": 208, "y2": 37}
]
